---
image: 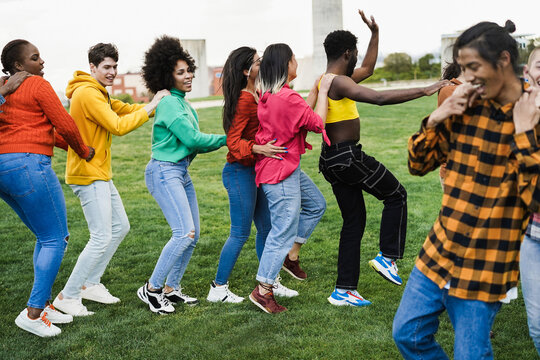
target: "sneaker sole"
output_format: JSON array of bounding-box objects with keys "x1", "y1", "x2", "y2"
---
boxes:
[
  {"x1": 327, "y1": 296, "x2": 371, "y2": 307},
  {"x1": 81, "y1": 294, "x2": 120, "y2": 304},
  {"x1": 281, "y1": 265, "x2": 306, "y2": 281},
  {"x1": 52, "y1": 300, "x2": 94, "y2": 317},
  {"x1": 369, "y1": 261, "x2": 402, "y2": 286},
  {"x1": 249, "y1": 294, "x2": 272, "y2": 314},
  {"x1": 206, "y1": 295, "x2": 244, "y2": 303},
  {"x1": 15, "y1": 316, "x2": 61, "y2": 337}
]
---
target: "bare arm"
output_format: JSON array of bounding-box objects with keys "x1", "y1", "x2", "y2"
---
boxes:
[
  {"x1": 333, "y1": 75, "x2": 450, "y2": 106},
  {"x1": 351, "y1": 10, "x2": 379, "y2": 83}
]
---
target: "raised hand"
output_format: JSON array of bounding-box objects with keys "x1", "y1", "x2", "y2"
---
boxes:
[
  {"x1": 359, "y1": 10, "x2": 378, "y2": 34},
  {"x1": 513, "y1": 87, "x2": 540, "y2": 134}
]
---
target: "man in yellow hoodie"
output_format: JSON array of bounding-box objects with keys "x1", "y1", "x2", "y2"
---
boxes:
[{"x1": 53, "y1": 43, "x2": 169, "y2": 316}]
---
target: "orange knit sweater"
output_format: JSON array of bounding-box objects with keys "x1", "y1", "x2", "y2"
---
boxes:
[{"x1": 0, "y1": 76, "x2": 89, "y2": 158}]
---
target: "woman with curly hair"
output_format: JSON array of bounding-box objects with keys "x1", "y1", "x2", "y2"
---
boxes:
[
  {"x1": 136, "y1": 35, "x2": 227, "y2": 314},
  {"x1": 206, "y1": 47, "x2": 292, "y2": 304}
]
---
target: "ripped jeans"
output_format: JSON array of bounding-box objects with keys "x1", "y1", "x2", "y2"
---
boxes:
[
  {"x1": 0, "y1": 153, "x2": 69, "y2": 309},
  {"x1": 145, "y1": 158, "x2": 200, "y2": 290}
]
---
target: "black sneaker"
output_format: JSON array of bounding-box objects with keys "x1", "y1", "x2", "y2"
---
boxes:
[{"x1": 137, "y1": 282, "x2": 175, "y2": 315}]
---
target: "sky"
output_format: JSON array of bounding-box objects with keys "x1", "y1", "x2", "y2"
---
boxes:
[{"x1": 1, "y1": 0, "x2": 538, "y2": 92}]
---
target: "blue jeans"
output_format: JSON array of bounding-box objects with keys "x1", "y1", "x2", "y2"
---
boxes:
[
  {"x1": 146, "y1": 159, "x2": 200, "y2": 290},
  {"x1": 214, "y1": 162, "x2": 271, "y2": 285},
  {"x1": 393, "y1": 266, "x2": 501, "y2": 360},
  {"x1": 0, "y1": 153, "x2": 68, "y2": 309},
  {"x1": 520, "y1": 234, "x2": 540, "y2": 355},
  {"x1": 62, "y1": 180, "x2": 130, "y2": 298},
  {"x1": 257, "y1": 167, "x2": 326, "y2": 284}
]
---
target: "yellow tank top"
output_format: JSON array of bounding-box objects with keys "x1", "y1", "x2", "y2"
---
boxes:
[{"x1": 318, "y1": 75, "x2": 359, "y2": 124}]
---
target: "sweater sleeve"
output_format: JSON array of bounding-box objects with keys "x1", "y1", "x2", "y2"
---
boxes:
[
  {"x1": 161, "y1": 97, "x2": 226, "y2": 153},
  {"x1": 35, "y1": 81, "x2": 90, "y2": 159},
  {"x1": 79, "y1": 87, "x2": 149, "y2": 136},
  {"x1": 226, "y1": 95, "x2": 256, "y2": 160},
  {"x1": 54, "y1": 130, "x2": 68, "y2": 151}
]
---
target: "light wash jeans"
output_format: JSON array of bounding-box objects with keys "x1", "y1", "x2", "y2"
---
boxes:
[
  {"x1": 145, "y1": 158, "x2": 200, "y2": 290},
  {"x1": 393, "y1": 266, "x2": 502, "y2": 360},
  {"x1": 520, "y1": 234, "x2": 540, "y2": 355},
  {"x1": 214, "y1": 162, "x2": 271, "y2": 285},
  {"x1": 0, "y1": 153, "x2": 68, "y2": 308},
  {"x1": 62, "y1": 180, "x2": 130, "y2": 298},
  {"x1": 256, "y1": 167, "x2": 326, "y2": 284}
]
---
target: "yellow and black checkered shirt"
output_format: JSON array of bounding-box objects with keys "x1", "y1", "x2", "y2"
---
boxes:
[{"x1": 408, "y1": 91, "x2": 540, "y2": 302}]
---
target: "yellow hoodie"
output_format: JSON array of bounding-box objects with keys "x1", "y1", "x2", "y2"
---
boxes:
[{"x1": 65, "y1": 71, "x2": 148, "y2": 185}]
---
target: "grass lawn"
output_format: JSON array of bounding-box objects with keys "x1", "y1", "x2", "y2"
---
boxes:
[{"x1": 0, "y1": 96, "x2": 537, "y2": 359}]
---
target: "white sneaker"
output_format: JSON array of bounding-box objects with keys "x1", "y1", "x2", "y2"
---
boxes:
[
  {"x1": 43, "y1": 304, "x2": 73, "y2": 324},
  {"x1": 273, "y1": 276, "x2": 299, "y2": 298},
  {"x1": 206, "y1": 281, "x2": 244, "y2": 303},
  {"x1": 81, "y1": 283, "x2": 120, "y2": 304},
  {"x1": 137, "y1": 282, "x2": 175, "y2": 315},
  {"x1": 52, "y1": 295, "x2": 94, "y2": 316},
  {"x1": 164, "y1": 287, "x2": 199, "y2": 306},
  {"x1": 15, "y1": 308, "x2": 61, "y2": 337}
]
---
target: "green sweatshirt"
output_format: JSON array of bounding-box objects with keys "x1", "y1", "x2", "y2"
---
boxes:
[{"x1": 151, "y1": 88, "x2": 226, "y2": 162}]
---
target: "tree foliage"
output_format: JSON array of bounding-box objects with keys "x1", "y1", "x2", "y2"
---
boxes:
[
  {"x1": 383, "y1": 52, "x2": 413, "y2": 75},
  {"x1": 111, "y1": 93, "x2": 134, "y2": 104}
]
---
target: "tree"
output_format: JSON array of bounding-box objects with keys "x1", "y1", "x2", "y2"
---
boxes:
[
  {"x1": 384, "y1": 53, "x2": 413, "y2": 74},
  {"x1": 418, "y1": 54, "x2": 435, "y2": 72},
  {"x1": 111, "y1": 93, "x2": 134, "y2": 104}
]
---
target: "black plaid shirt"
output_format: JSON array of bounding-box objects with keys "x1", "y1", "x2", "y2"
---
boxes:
[{"x1": 408, "y1": 86, "x2": 540, "y2": 302}]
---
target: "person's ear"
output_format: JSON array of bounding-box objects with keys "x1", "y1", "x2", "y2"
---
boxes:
[
  {"x1": 14, "y1": 61, "x2": 24, "y2": 71},
  {"x1": 497, "y1": 51, "x2": 511, "y2": 69},
  {"x1": 243, "y1": 69, "x2": 249, "y2": 77},
  {"x1": 89, "y1": 63, "x2": 96, "y2": 74}
]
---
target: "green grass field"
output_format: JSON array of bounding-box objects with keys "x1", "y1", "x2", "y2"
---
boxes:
[{"x1": 0, "y1": 96, "x2": 537, "y2": 359}]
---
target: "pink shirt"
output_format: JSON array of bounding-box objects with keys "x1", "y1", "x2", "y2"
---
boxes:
[{"x1": 255, "y1": 84, "x2": 329, "y2": 186}]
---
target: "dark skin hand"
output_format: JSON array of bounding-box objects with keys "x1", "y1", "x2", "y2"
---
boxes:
[{"x1": 0, "y1": 71, "x2": 32, "y2": 97}]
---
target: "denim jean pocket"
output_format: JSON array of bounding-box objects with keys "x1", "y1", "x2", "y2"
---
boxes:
[{"x1": 0, "y1": 165, "x2": 35, "y2": 197}]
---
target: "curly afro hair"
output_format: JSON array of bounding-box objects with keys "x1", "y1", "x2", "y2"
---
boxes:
[
  {"x1": 324, "y1": 30, "x2": 357, "y2": 61},
  {"x1": 142, "y1": 35, "x2": 197, "y2": 93}
]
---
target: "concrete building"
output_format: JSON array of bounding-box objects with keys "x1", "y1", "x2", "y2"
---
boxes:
[
  {"x1": 111, "y1": 73, "x2": 149, "y2": 103},
  {"x1": 182, "y1": 39, "x2": 210, "y2": 99},
  {"x1": 293, "y1": 0, "x2": 343, "y2": 91}
]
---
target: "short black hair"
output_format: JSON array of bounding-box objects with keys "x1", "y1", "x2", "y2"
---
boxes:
[
  {"x1": 88, "y1": 43, "x2": 119, "y2": 66},
  {"x1": 324, "y1": 30, "x2": 358, "y2": 61},
  {"x1": 455, "y1": 20, "x2": 519, "y2": 73},
  {"x1": 1, "y1": 39, "x2": 30, "y2": 75},
  {"x1": 142, "y1": 35, "x2": 197, "y2": 93}
]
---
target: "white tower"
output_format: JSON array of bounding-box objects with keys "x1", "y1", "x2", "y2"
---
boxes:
[{"x1": 312, "y1": 0, "x2": 343, "y2": 74}]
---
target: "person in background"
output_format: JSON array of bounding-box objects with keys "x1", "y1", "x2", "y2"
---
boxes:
[
  {"x1": 136, "y1": 35, "x2": 227, "y2": 314},
  {"x1": 520, "y1": 46, "x2": 540, "y2": 355},
  {"x1": 53, "y1": 43, "x2": 168, "y2": 316},
  {"x1": 206, "y1": 46, "x2": 295, "y2": 304},
  {"x1": 0, "y1": 39, "x2": 94, "y2": 337},
  {"x1": 248, "y1": 43, "x2": 335, "y2": 314},
  {"x1": 393, "y1": 21, "x2": 540, "y2": 359}
]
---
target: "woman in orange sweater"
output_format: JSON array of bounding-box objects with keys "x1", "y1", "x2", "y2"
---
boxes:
[{"x1": 0, "y1": 39, "x2": 94, "y2": 337}]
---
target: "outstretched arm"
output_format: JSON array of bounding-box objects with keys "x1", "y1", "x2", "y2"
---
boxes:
[
  {"x1": 333, "y1": 75, "x2": 450, "y2": 105},
  {"x1": 351, "y1": 10, "x2": 379, "y2": 84}
]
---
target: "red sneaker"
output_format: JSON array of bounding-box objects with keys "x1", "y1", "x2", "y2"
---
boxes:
[
  {"x1": 249, "y1": 286, "x2": 287, "y2": 314},
  {"x1": 282, "y1": 254, "x2": 307, "y2": 280}
]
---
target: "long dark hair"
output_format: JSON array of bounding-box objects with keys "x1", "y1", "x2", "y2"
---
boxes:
[
  {"x1": 1, "y1": 39, "x2": 30, "y2": 75},
  {"x1": 455, "y1": 20, "x2": 519, "y2": 74},
  {"x1": 222, "y1": 47, "x2": 257, "y2": 133},
  {"x1": 258, "y1": 43, "x2": 293, "y2": 95}
]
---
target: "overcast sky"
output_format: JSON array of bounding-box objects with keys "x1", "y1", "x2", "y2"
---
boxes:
[{"x1": 2, "y1": 0, "x2": 537, "y2": 92}]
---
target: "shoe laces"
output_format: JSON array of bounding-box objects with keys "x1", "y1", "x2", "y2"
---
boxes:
[
  {"x1": 47, "y1": 304, "x2": 57, "y2": 311},
  {"x1": 40, "y1": 312, "x2": 52, "y2": 327}
]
